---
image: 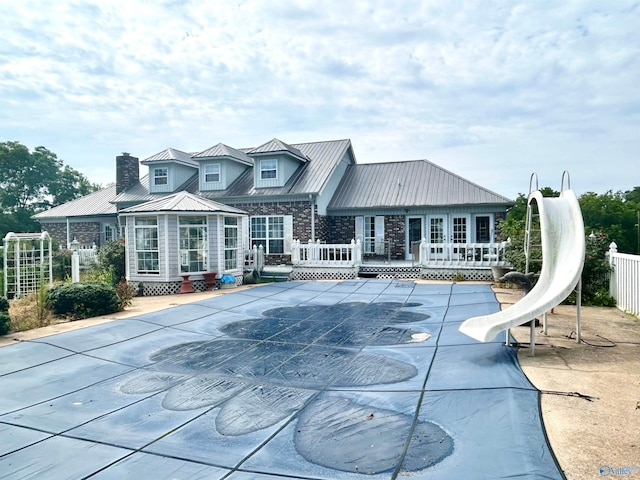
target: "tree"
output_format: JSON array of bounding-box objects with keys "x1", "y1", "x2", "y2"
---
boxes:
[
  {"x1": 0, "y1": 141, "x2": 100, "y2": 237},
  {"x1": 48, "y1": 165, "x2": 99, "y2": 206},
  {"x1": 579, "y1": 191, "x2": 638, "y2": 254}
]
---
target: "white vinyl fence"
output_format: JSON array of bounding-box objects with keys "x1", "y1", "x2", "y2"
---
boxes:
[{"x1": 609, "y1": 243, "x2": 640, "y2": 317}]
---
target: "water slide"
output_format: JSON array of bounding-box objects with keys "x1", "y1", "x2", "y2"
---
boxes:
[{"x1": 459, "y1": 189, "x2": 585, "y2": 343}]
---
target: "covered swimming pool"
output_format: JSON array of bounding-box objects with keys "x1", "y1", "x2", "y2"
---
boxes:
[{"x1": 0, "y1": 280, "x2": 563, "y2": 479}]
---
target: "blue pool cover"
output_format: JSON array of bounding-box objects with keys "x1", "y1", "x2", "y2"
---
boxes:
[{"x1": 0, "y1": 280, "x2": 563, "y2": 479}]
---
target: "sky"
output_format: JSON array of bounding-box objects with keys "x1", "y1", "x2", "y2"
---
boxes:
[{"x1": 1, "y1": 0, "x2": 638, "y2": 200}]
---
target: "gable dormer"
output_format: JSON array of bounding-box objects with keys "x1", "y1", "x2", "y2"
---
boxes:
[
  {"x1": 249, "y1": 138, "x2": 309, "y2": 189},
  {"x1": 141, "y1": 148, "x2": 198, "y2": 194},
  {"x1": 192, "y1": 143, "x2": 252, "y2": 191}
]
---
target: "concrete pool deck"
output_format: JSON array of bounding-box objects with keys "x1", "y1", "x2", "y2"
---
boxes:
[{"x1": 1, "y1": 280, "x2": 638, "y2": 479}]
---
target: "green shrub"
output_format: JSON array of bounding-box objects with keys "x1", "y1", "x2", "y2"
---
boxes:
[
  {"x1": 47, "y1": 282, "x2": 119, "y2": 320},
  {"x1": 0, "y1": 296, "x2": 9, "y2": 313},
  {"x1": 0, "y1": 312, "x2": 10, "y2": 335},
  {"x1": 96, "y1": 240, "x2": 126, "y2": 286}
]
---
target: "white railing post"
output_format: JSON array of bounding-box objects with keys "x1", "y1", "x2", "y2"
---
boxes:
[
  {"x1": 354, "y1": 239, "x2": 362, "y2": 266},
  {"x1": 257, "y1": 244, "x2": 264, "y2": 271},
  {"x1": 419, "y1": 237, "x2": 427, "y2": 266},
  {"x1": 609, "y1": 242, "x2": 617, "y2": 299},
  {"x1": 71, "y1": 251, "x2": 80, "y2": 283},
  {"x1": 291, "y1": 239, "x2": 299, "y2": 265}
]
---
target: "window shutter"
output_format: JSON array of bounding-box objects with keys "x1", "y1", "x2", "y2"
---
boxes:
[
  {"x1": 355, "y1": 216, "x2": 364, "y2": 243},
  {"x1": 241, "y1": 216, "x2": 250, "y2": 250},
  {"x1": 283, "y1": 215, "x2": 293, "y2": 254}
]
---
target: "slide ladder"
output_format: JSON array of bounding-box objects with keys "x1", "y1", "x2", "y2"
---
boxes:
[{"x1": 459, "y1": 172, "x2": 585, "y2": 343}]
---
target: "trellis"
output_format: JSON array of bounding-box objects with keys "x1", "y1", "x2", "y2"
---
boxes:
[{"x1": 3, "y1": 232, "x2": 53, "y2": 299}]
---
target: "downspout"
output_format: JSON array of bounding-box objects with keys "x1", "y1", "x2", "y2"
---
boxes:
[
  {"x1": 66, "y1": 218, "x2": 71, "y2": 249},
  {"x1": 309, "y1": 194, "x2": 315, "y2": 242}
]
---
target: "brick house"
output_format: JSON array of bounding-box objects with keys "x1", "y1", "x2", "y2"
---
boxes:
[{"x1": 33, "y1": 137, "x2": 513, "y2": 290}]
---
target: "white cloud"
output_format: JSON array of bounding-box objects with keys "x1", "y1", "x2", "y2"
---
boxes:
[{"x1": 1, "y1": 0, "x2": 638, "y2": 199}]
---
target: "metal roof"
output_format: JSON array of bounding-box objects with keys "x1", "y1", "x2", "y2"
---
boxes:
[
  {"x1": 119, "y1": 191, "x2": 246, "y2": 215},
  {"x1": 192, "y1": 143, "x2": 253, "y2": 165},
  {"x1": 32, "y1": 185, "x2": 118, "y2": 220},
  {"x1": 249, "y1": 138, "x2": 309, "y2": 162},
  {"x1": 328, "y1": 159, "x2": 513, "y2": 210},
  {"x1": 196, "y1": 139, "x2": 353, "y2": 200},
  {"x1": 141, "y1": 148, "x2": 198, "y2": 167}
]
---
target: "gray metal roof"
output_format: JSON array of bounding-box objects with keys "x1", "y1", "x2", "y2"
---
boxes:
[
  {"x1": 192, "y1": 143, "x2": 253, "y2": 165},
  {"x1": 196, "y1": 139, "x2": 353, "y2": 200},
  {"x1": 32, "y1": 185, "x2": 118, "y2": 220},
  {"x1": 249, "y1": 138, "x2": 309, "y2": 163},
  {"x1": 119, "y1": 191, "x2": 246, "y2": 215},
  {"x1": 328, "y1": 160, "x2": 513, "y2": 210},
  {"x1": 141, "y1": 148, "x2": 198, "y2": 167}
]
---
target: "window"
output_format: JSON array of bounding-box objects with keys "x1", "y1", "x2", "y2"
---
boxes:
[
  {"x1": 224, "y1": 217, "x2": 238, "y2": 270},
  {"x1": 475, "y1": 216, "x2": 491, "y2": 243},
  {"x1": 135, "y1": 217, "x2": 159, "y2": 274},
  {"x1": 452, "y1": 217, "x2": 467, "y2": 243},
  {"x1": 364, "y1": 216, "x2": 384, "y2": 254},
  {"x1": 154, "y1": 167, "x2": 168, "y2": 186},
  {"x1": 251, "y1": 216, "x2": 284, "y2": 254},
  {"x1": 204, "y1": 163, "x2": 220, "y2": 183},
  {"x1": 260, "y1": 159, "x2": 277, "y2": 180},
  {"x1": 179, "y1": 216, "x2": 207, "y2": 273},
  {"x1": 104, "y1": 225, "x2": 114, "y2": 243}
]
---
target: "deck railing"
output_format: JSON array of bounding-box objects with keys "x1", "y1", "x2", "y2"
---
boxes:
[
  {"x1": 418, "y1": 239, "x2": 510, "y2": 267},
  {"x1": 290, "y1": 239, "x2": 510, "y2": 269},
  {"x1": 609, "y1": 243, "x2": 640, "y2": 317},
  {"x1": 291, "y1": 239, "x2": 362, "y2": 267}
]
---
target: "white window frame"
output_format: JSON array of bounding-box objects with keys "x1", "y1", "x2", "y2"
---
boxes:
[
  {"x1": 250, "y1": 215, "x2": 292, "y2": 254},
  {"x1": 204, "y1": 163, "x2": 221, "y2": 183},
  {"x1": 104, "y1": 224, "x2": 116, "y2": 243},
  {"x1": 134, "y1": 217, "x2": 159, "y2": 274},
  {"x1": 260, "y1": 159, "x2": 277, "y2": 180},
  {"x1": 357, "y1": 215, "x2": 384, "y2": 254},
  {"x1": 473, "y1": 214, "x2": 493, "y2": 243},
  {"x1": 224, "y1": 216, "x2": 239, "y2": 271},
  {"x1": 178, "y1": 216, "x2": 208, "y2": 273},
  {"x1": 154, "y1": 167, "x2": 168, "y2": 186}
]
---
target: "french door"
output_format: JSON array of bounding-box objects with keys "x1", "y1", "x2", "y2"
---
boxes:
[{"x1": 427, "y1": 215, "x2": 447, "y2": 260}]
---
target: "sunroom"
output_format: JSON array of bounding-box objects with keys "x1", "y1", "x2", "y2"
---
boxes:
[{"x1": 119, "y1": 191, "x2": 248, "y2": 295}]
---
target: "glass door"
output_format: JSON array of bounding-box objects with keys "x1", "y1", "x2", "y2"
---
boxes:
[
  {"x1": 427, "y1": 215, "x2": 447, "y2": 260},
  {"x1": 451, "y1": 215, "x2": 469, "y2": 261},
  {"x1": 407, "y1": 217, "x2": 423, "y2": 260}
]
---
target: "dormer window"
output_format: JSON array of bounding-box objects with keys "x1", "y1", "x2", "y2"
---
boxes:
[
  {"x1": 204, "y1": 163, "x2": 220, "y2": 183},
  {"x1": 154, "y1": 167, "x2": 168, "y2": 185},
  {"x1": 260, "y1": 159, "x2": 277, "y2": 180}
]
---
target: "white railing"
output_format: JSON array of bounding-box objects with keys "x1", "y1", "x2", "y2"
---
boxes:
[
  {"x1": 291, "y1": 239, "x2": 362, "y2": 267},
  {"x1": 609, "y1": 243, "x2": 640, "y2": 317},
  {"x1": 418, "y1": 239, "x2": 510, "y2": 267},
  {"x1": 76, "y1": 246, "x2": 98, "y2": 266},
  {"x1": 244, "y1": 244, "x2": 264, "y2": 272}
]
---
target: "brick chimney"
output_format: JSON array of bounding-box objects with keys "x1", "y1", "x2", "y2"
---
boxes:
[{"x1": 116, "y1": 152, "x2": 139, "y2": 194}]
